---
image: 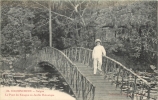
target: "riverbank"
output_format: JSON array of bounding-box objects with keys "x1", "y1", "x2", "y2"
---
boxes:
[{"x1": 0, "y1": 62, "x2": 76, "y2": 100}]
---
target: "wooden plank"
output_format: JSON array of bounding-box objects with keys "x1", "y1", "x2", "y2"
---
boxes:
[{"x1": 73, "y1": 62, "x2": 131, "y2": 100}]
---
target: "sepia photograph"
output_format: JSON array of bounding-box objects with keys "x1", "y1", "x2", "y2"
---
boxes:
[{"x1": 0, "y1": 0, "x2": 157, "y2": 100}]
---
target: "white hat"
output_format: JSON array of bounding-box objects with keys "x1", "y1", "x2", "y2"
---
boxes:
[{"x1": 95, "y1": 39, "x2": 101, "y2": 43}]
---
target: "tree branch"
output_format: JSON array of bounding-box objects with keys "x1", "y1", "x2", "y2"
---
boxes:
[
  {"x1": 68, "y1": 0, "x2": 75, "y2": 8},
  {"x1": 33, "y1": 21, "x2": 49, "y2": 30},
  {"x1": 32, "y1": 1, "x2": 49, "y2": 9},
  {"x1": 81, "y1": 1, "x2": 90, "y2": 17},
  {"x1": 51, "y1": 11, "x2": 74, "y2": 21},
  {"x1": 32, "y1": 0, "x2": 75, "y2": 21},
  {"x1": 68, "y1": 0, "x2": 87, "y2": 26}
]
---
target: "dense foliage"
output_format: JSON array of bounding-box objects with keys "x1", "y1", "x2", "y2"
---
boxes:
[
  {"x1": 1, "y1": 1, "x2": 157, "y2": 70},
  {"x1": 1, "y1": 1, "x2": 42, "y2": 58},
  {"x1": 94, "y1": 1, "x2": 157, "y2": 70}
]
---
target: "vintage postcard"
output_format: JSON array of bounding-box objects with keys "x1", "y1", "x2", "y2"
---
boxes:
[{"x1": 0, "y1": 0, "x2": 157, "y2": 100}]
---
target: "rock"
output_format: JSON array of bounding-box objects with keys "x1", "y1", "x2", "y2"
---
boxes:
[
  {"x1": 59, "y1": 89, "x2": 64, "y2": 91},
  {"x1": 25, "y1": 78, "x2": 32, "y2": 82},
  {"x1": 32, "y1": 77, "x2": 39, "y2": 80},
  {"x1": 41, "y1": 76, "x2": 47, "y2": 79},
  {"x1": 49, "y1": 79, "x2": 56, "y2": 82},
  {"x1": 48, "y1": 77, "x2": 57, "y2": 82},
  {"x1": 13, "y1": 73, "x2": 25, "y2": 78},
  {"x1": 16, "y1": 80, "x2": 24, "y2": 83},
  {"x1": 20, "y1": 83, "x2": 26, "y2": 87},
  {"x1": 40, "y1": 80, "x2": 49, "y2": 83},
  {"x1": 150, "y1": 65, "x2": 156, "y2": 70},
  {"x1": 154, "y1": 70, "x2": 158, "y2": 74},
  {"x1": 29, "y1": 80, "x2": 38, "y2": 83}
]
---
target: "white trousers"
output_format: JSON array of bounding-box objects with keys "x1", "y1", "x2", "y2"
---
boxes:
[{"x1": 93, "y1": 58, "x2": 102, "y2": 74}]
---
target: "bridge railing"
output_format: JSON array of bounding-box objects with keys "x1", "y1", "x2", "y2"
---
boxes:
[
  {"x1": 37, "y1": 47, "x2": 95, "y2": 100},
  {"x1": 13, "y1": 47, "x2": 95, "y2": 100},
  {"x1": 63, "y1": 47, "x2": 155, "y2": 100}
]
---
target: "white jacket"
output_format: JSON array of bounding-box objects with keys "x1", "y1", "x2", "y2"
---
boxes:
[{"x1": 92, "y1": 45, "x2": 106, "y2": 59}]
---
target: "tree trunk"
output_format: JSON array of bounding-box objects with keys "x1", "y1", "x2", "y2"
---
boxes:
[
  {"x1": 0, "y1": 2, "x2": 1, "y2": 58},
  {"x1": 156, "y1": 2, "x2": 158, "y2": 70},
  {"x1": 49, "y1": 0, "x2": 52, "y2": 47}
]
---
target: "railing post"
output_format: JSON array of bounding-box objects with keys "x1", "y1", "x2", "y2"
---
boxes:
[
  {"x1": 88, "y1": 51, "x2": 91, "y2": 66},
  {"x1": 64, "y1": 49, "x2": 66, "y2": 56},
  {"x1": 76, "y1": 68, "x2": 78, "y2": 94},
  {"x1": 116, "y1": 66, "x2": 121, "y2": 88},
  {"x1": 147, "y1": 86, "x2": 150, "y2": 100},
  {"x1": 71, "y1": 48, "x2": 74, "y2": 61},
  {"x1": 68, "y1": 48, "x2": 70, "y2": 57},
  {"x1": 70, "y1": 65, "x2": 72, "y2": 85},
  {"x1": 62, "y1": 59, "x2": 65, "y2": 73},
  {"x1": 105, "y1": 59, "x2": 109, "y2": 74},
  {"x1": 75, "y1": 48, "x2": 77, "y2": 61},
  {"x1": 72, "y1": 48, "x2": 74, "y2": 61},
  {"x1": 120, "y1": 70, "x2": 124, "y2": 94},
  {"x1": 92, "y1": 86, "x2": 95, "y2": 100},
  {"x1": 82, "y1": 76, "x2": 85, "y2": 100},
  {"x1": 79, "y1": 48, "x2": 81, "y2": 62},
  {"x1": 133, "y1": 76, "x2": 137, "y2": 99},
  {"x1": 83, "y1": 49, "x2": 87, "y2": 64},
  {"x1": 36, "y1": 47, "x2": 153, "y2": 100},
  {"x1": 81, "y1": 48, "x2": 82, "y2": 63}
]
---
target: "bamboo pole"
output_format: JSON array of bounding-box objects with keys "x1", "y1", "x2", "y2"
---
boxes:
[
  {"x1": 49, "y1": 0, "x2": 52, "y2": 47},
  {"x1": 0, "y1": 1, "x2": 1, "y2": 58}
]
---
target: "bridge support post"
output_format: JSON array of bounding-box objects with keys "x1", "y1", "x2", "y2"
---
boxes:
[
  {"x1": 116, "y1": 66, "x2": 121, "y2": 89},
  {"x1": 82, "y1": 76, "x2": 85, "y2": 100},
  {"x1": 92, "y1": 87, "x2": 95, "y2": 100},
  {"x1": 147, "y1": 86, "x2": 150, "y2": 100},
  {"x1": 49, "y1": 1, "x2": 52, "y2": 47}
]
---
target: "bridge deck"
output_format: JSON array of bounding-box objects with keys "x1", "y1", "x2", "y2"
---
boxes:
[{"x1": 73, "y1": 62, "x2": 131, "y2": 100}]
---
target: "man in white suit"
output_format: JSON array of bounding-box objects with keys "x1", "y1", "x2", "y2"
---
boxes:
[{"x1": 92, "y1": 39, "x2": 106, "y2": 75}]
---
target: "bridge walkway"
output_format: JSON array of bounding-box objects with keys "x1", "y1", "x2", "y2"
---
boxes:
[{"x1": 74, "y1": 62, "x2": 131, "y2": 100}]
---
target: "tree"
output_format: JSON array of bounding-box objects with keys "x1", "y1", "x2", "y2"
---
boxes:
[
  {"x1": 1, "y1": 0, "x2": 156, "y2": 70},
  {"x1": 1, "y1": 5, "x2": 35, "y2": 57},
  {"x1": 24, "y1": 0, "x2": 100, "y2": 49},
  {"x1": 93, "y1": 1, "x2": 157, "y2": 70}
]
